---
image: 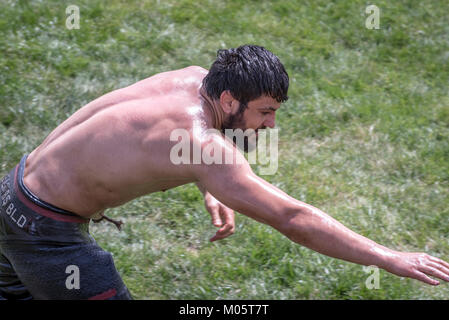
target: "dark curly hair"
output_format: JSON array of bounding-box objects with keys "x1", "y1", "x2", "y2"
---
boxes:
[{"x1": 202, "y1": 44, "x2": 289, "y2": 108}]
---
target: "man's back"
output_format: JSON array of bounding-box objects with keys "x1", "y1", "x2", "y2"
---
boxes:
[{"x1": 23, "y1": 66, "x2": 211, "y2": 217}]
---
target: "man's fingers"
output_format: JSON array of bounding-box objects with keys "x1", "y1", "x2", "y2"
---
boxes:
[
  {"x1": 428, "y1": 256, "x2": 449, "y2": 271},
  {"x1": 412, "y1": 270, "x2": 440, "y2": 286},
  {"x1": 207, "y1": 203, "x2": 235, "y2": 242},
  {"x1": 210, "y1": 214, "x2": 235, "y2": 242},
  {"x1": 210, "y1": 232, "x2": 226, "y2": 242},
  {"x1": 419, "y1": 264, "x2": 449, "y2": 283},
  {"x1": 218, "y1": 222, "x2": 234, "y2": 235},
  {"x1": 209, "y1": 208, "x2": 222, "y2": 227},
  {"x1": 220, "y1": 207, "x2": 235, "y2": 228},
  {"x1": 210, "y1": 228, "x2": 231, "y2": 242},
  {"x1": 427, "y1": 261, "x2": 449, "y2": 280}
]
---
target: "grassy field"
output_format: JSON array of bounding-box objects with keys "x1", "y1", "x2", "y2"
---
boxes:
[{"x1": 0, "y1": 0, "x2": 448, "y2": 299}]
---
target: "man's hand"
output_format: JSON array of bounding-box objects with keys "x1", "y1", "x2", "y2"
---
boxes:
[
  {"x1": 203, "y1": 193, "x2": 235, "y2": 242},
  {"x1": 384, "y1": 251, "x2": 449, "y2": 286}
]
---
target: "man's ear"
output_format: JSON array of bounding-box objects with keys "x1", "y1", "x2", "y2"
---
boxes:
[{"x1": 219, "y1": 91, "x2": 240, "y2": 115}]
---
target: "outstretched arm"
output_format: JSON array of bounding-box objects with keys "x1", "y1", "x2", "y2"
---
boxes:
[{"x1": 192, "y1": 149, "x2": 449, "y2": 285}]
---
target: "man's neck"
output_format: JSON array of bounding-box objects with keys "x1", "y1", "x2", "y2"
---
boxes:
[{"x1": 199, "y1": 86, "x2": 224, "y2": 130}]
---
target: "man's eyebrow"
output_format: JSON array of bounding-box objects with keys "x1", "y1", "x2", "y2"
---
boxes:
[{"x1": 258, "y1": 106, "x2": 279, "y2": 111}]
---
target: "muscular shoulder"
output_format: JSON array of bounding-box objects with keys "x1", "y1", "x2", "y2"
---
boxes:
[
  {"x1": 167, "y1": 66, "x2": 209, "y2": 93},
  {"x1": 183, "y1": 65, "x2": 208, "y2": 75},
  {"x1": 121, "y1": 66, "x2": 208, "y2": 98},
  {"x1": 187, "y1": 129, "x2": 252, "y2": 180}
]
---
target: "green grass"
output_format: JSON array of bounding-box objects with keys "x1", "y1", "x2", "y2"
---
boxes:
[{"x1": 1, "y1": 0, "x2": 448, "y2": 299}]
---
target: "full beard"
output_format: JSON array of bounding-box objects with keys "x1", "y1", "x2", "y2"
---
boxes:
[{"x1": 221, "y1": 105, "x2": 258, "y2": 153}]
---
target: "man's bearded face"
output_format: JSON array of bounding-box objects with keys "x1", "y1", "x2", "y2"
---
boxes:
[{"x1": 222, "y1": 102, "x2": 262, "y2": 153}]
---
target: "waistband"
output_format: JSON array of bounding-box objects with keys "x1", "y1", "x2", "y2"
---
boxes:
[{"x1": 15, "y1": 154, "x2": 89, "y2": 224}]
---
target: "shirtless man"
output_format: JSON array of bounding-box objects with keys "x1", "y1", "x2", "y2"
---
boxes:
[{"x1": 1, "y1": 45, "x2": 448, "y2": 300}]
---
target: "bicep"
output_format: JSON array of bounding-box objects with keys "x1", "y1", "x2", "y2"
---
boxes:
[{"x1": 195, "y1": 161, "x2": 299, "y2": 231}]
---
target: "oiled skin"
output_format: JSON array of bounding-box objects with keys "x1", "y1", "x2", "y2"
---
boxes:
[
  {"x1": 22, "y1": 66, "x2": 449, "y2": 286},
  {"x1": 25, "y1": 66, "x2": 213, "y2": 216}
]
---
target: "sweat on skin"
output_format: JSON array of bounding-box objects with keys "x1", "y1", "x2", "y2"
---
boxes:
[{"x1": 16, "y1": 45, "x2": 449, "y2": 293}]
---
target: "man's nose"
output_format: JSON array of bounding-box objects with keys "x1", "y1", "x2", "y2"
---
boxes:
[{"x1": 264, "y1": 113, "x2": 276, "y2": 128}]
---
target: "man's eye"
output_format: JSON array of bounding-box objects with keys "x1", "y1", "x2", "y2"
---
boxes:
[{"x1": 261, "y1": 112, "x2": 270, "y2": 115}]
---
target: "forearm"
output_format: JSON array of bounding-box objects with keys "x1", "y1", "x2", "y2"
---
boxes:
[{"x1": 283, "y1": 203, "x2": 398, "y2": 270}]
